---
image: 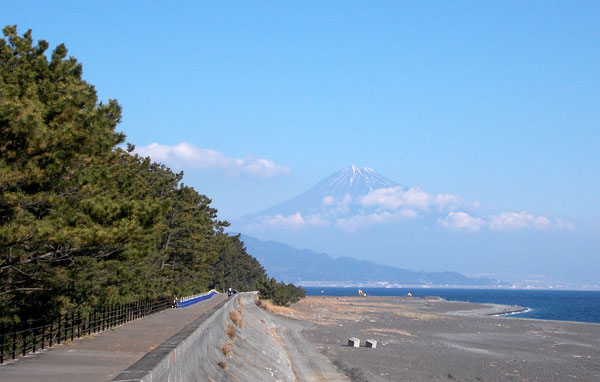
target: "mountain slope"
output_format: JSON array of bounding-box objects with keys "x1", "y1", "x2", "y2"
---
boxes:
[
  {"x1": 245, "y1": 165, "x2": 399, "y2": 218},
  {"x1": 241, "y1": 234, "x2": 498, "y2": 286}
]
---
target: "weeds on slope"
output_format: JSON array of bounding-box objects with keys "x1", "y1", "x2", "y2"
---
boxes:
[
  {"x1": 229, "y1": 310, "x2": 243, "y2": 328},
  {"x1": 221, "y1": 342, "x2": 233, "y2": 358},
  {"x1": 226, "y1": 322, "x2": 236, "y2": 339}
]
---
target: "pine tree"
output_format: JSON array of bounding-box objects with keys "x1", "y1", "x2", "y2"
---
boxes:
[
  {"x1": 0, "y1": 26, "x2": 132, "y2": 322},
  {"x1": 0, "y1": 26, "x2": 304, "y2": 323}
]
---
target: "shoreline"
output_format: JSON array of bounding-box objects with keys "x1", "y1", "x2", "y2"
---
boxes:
[
  {"x1": 266, "y1": 295, "x2": 600, "y2": 381},
  {"x1": 489, "y1": 306, "x2": 531, "y2": 317},
  {"x1": 301, "y1": 284, "x2": 600, "y2": 292},
  {"x1": 303, "y1": 287, "x2": 600, "y2": 325}
]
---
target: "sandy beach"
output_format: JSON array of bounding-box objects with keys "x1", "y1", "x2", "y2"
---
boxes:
[{"x1": 263, "y1": 295, "x2": 600, "y2": 381}]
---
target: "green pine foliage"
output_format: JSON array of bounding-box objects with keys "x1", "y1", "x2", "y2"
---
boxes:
[
  {"x1": 256, "y1": 277, "x2": 306, "y2": 307},
  {"x1": 0, "y1": 26, "x2": 302, "y2": 325}
]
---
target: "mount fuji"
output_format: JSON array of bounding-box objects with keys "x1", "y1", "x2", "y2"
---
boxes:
[
  {"x1": 233, "y1": 166, "x2": 508, "y2": 285},
  {"x1": 233, "y1": 166, "x2": 580, "y2": 286},
  {"x1": 245, "y1": 165, "x2": 404, "y2": 221}
]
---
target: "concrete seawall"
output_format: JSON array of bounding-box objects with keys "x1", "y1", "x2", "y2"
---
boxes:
[{"x1": 113, "y1": 293, "x2": 346, "y2": 381}]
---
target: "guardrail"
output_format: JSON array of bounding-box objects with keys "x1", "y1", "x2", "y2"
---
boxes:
[
  {"x1": 0, "y1": 296, "x2": 173, "y2": 364},
  {"x1": 175, "y1": 290, "x2": 218, "y2": 308}
]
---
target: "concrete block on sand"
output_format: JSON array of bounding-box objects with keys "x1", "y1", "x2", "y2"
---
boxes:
[
  {"x1": 348, "y1": 337, "x2": 360, "y2": 347},
  {"x1": 366, "y1": 339, "x2": 377, "y2": 348}
]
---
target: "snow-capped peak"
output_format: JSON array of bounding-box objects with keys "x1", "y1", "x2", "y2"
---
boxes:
[{"x1": 245, "y1": 166, "x2": 401, "y2": 218}]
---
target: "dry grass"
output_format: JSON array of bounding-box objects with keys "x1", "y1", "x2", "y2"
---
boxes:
[
  {"x1": 257, "y1": 298, "x2": 295, "y2": 316},
  {"x1": 394, "y1": 310, "x2": 447, "y2": 320},
  {"x1": 363, "y1": 328, "x2": 413, "y2": 336},
  {"x1": 229, "y1": 310, "x2": 243, "y2": 328},
  {"x1": 260, "y1": 296, "x2": 447, "y2": 325},
  {"x1": 237, "y1": 299, "x2": 243, "y2": 313},
  {"x1": 221, "y1": 342, "x2": 233, "y2": 358},
  {"x1": 217, "y1": 360, "x2": 228, "y2": 370},
  {"x1": 226, "y1": 322, "x2": 236, "y2": 340}
]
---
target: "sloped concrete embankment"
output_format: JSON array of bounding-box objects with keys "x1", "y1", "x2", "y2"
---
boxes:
[{"x1": 113, "y1": 292, "x2": 343, "y2": 382}]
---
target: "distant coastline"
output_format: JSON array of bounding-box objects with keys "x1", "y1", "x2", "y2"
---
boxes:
[
  {"x1": 297, "y1": 281, "x2": 600, "y2": 291},
  {"x1": 304, "y1": 287, "x2": 600, "y2": 324}
]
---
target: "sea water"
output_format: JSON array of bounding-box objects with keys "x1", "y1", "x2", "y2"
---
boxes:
[{"x1": 304, "y1": 287, "x2": 600, "y2": 324}]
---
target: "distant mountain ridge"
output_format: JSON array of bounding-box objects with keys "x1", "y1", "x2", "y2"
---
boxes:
[{"x1": 241, "y1": 234, "x2": 499, "y2": 286}]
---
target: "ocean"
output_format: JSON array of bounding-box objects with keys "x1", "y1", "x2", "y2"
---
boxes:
[{"x1": 304, "y1": 287, "x2": 600, "y2": 324}]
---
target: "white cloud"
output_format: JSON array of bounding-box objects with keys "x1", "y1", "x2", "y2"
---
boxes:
[
  {"x1": 489, "y1": 211, "x2": 552, "y2": 231},
  {"x1": 437, "y1": 212, "x2": 486, "y2": 232},
  {"x1": 134, "y1": 142, "x2": 290, "y2": 178},
  {"x1": 321, "y1": 195, "x2": 335, "y2": 206},
  {"x1": 305, "y1": 214, "x2": 330, "y2": 226},
  {"x1": 399, "y1": 209, "x2": 418, "y2": 218},
  {"x1": 335, "y1": 209, "x2": 417, "y2": 231},
  {"x1": 260, "y1": 213, "x2": 306, "y2": 229},
  {"x1": 321, "y1": 194, "x2": 353, "y2": 214},
  {"x1": 258, "y1": 212, "x2": 330, "y2": 230},
  {"x1": 437, "y1": 210, "x2": 575, "y2": 232},
  {"x1": 554, "y1": 218, "x2": 576, "y2": 231},
  {"x1": 360, "y1": 186, "x2": 464, "y2": 213}
]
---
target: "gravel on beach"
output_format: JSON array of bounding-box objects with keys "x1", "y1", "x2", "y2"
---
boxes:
[{"x1": 266, "y1": 296, "x2": 600, "y2": 382}]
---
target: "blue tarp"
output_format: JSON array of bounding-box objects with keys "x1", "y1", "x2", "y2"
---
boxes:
[{"x1": 176, "y1": 290, "x2": 217, "y2": 308}]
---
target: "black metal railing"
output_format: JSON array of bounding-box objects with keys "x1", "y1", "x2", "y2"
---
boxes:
[{"x1": 0, "y1": 296, "x2": 173, "y2": 364}]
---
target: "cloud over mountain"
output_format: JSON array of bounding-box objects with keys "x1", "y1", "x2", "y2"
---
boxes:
[
  {"x1": 135, "y1": 142, "x2": 290, "y2": 178},
  {"x1": 438, "y1": 211, "x2": 575, "y2": 232},
  {"x1": 360, "y1": 186, "x2": 465, "y2": 213},
  {"x1": 242, "y1": 166, "x2": 574, "y2": 233}
]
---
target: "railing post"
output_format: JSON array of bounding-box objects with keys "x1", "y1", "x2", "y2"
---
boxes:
[
  {"x1": 41, "y1": 324, "x2": 45, "y2": 350},
  {"x1": 1, "y1": 324, "x2": 5, "y2": 363},
  {"x1": 77, "y1": 311, "x2": 81, "y2": 338},
  {"x1": 70, "y1": 312, "x2": 74, "y2": 341},
  {"x1": 12, "y1": 331, "x2": 17, "y2": 360},
  {"x1": 22, "y1": 327, "x2": 26, "y2": 356},
  {"x1": 57, "y1": 315, "x2": 62, "y2": 344},
  {"x1": 49, "y1": 320, "x2": 53, "y2": 347},
  {"x1": 32, "y1": 326, "x2": 36, "y2": 354},
  {"x1": 102, "y1": 306, "x2": 106, "y2": 331}
]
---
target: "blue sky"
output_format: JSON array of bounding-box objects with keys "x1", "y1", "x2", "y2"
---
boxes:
[{"x1": 3, "y1": 1, "x2": 599, "y2": 284}]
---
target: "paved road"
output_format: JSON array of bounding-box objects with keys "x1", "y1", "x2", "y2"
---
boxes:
[{"x1": 0, "y1": 294, "x2": 227, "y2": 382}]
